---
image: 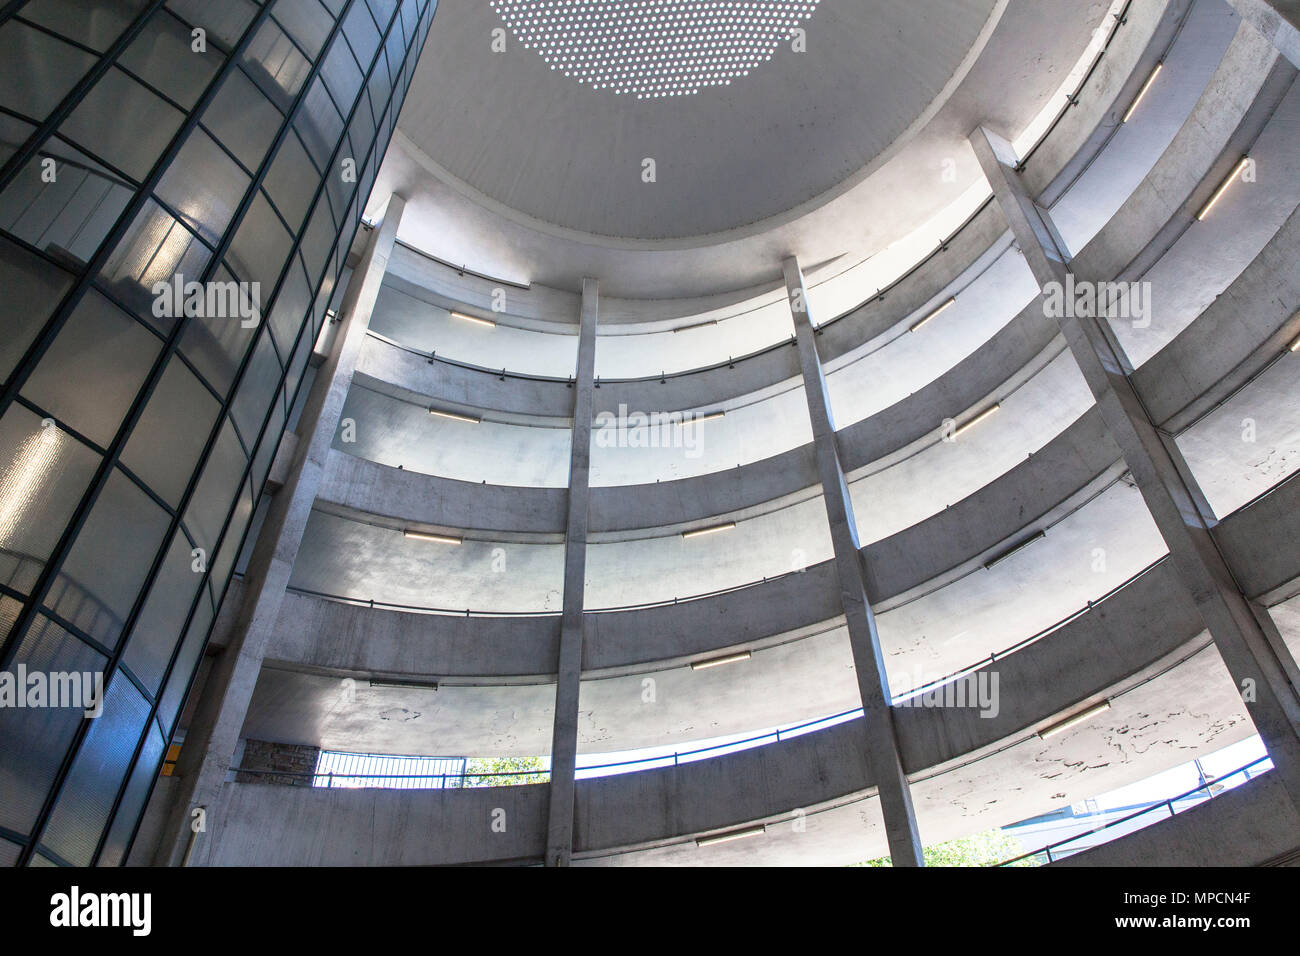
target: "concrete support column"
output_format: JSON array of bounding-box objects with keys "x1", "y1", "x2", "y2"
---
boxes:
[
  {"x1": 969, "y1": 124, "x2": 1300, "y2": 811},
  {"x1": 783, "y1": 258, "x2": 925, "y2": 867},
  {"x1": 156, "y1": 195, "x2": 407, "y2": 865},
  {"x1": 1229, "y1": 0, "x2": 1300, "y2": 66},
  {"x1": 545, "y1": 277, "x2": 599, "y2": 867}
]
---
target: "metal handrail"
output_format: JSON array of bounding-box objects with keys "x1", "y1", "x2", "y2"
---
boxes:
[
  {"x1": 234, "y1": 747, "x2": 1271, "y2": 812},
  {"x1": 893, "y1": 556, "x2": 1168, "y2": 703},
  {"x1": 367, "y1": 198, "x2": 997, "y2": 390},
  {"x1": 268, "y1": 547, "x2": 1166, "y2": 643},
  {"x1": 364, "y1": 330, "x2": 574, "y2": 385},
  {"x1": 264, "y1": 564, "x2": 812, "y2": 618},
  {"x1": 240, "y1": 556, "x2": 1177, "y2": 784},
  {"x1": 231, "y1": 766, "x2": 549, "y2": 785},
  {"x1": 279, "y1": 583, "x2": 561, "y2": 619},
  {"x1": 993, "y1": 755, "x2": 1272, "y2": 866},
  {"x1": 575, "y1": 709, "x2": 864, "y2": 774},
  {"x1": 1226, "y1": 460, "x2": 1300, "y2": 517},
  {"x1": 584, "y1": 566, "x2": 808, "y2": 613}
]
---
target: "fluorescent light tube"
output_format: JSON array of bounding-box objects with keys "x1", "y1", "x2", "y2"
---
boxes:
[
  {"x1": 673, "y1": 319, "x2": 719, "y2": 333},
  {"x1": 1196, "y1": 157, "x2": 1250, "y2": 221},
  {"x1": 403, "y1": 530, "x2": 463, "y2": 545},
  {"x1": 682, "y1": 522, "x2": 736, "y2": 540},
  {"x1": 951, "y1": 404, "x2": 1001, "y2": 439},
  {"x1": 429, "y1": 408, "x2": 481, "y2": 424},
  {"x1": 1038, "y1": 700, "x2": 1111, "y2": 739},
  {"x1": 983, "y1": 531, "x2": 1046, "y2": 570},
  {"x1": 696, "y1": 824, "x2": 766, "y2": 847},
  {"x1": 691, "y1": 651, "x2": 752, "y2": 671},
  {"x1": 450, "y1": 311, "x2": 496, "y2": 328},
  {"x1": 910, "y1": 297, "x2": 956, "y2": 333},
  {"x1": 1122, "y1": 62, "x2": 1162, "y2": 123},
  {"x1": 369, "y1": 677, "x2": 440, "y2": 690}
]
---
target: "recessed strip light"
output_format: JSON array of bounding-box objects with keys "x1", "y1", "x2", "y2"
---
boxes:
[
  {"x1": 983, "y1": 530, "x2": 1046, "y2": 570},
  {"x1": 690, "y1": 410, "x2": 725, "y2": 423},
  {"x1": 369, "y1": 677, "x2": 440, "y2": 690},
  {"x1": 429, "y1": 408, "x2": 481, "y2": 424},
  {"x1": 673, "y1": 319, "x2": 719, "y2": 333},
  {"x1": 691, "y1": 651, "x2": 752, "y2": 671},
  {"x1": 910, "y1": 297, "x2": 956, "y2": 333},
  {"x1": 450, "y1": 311, "x2": 496, "y2": 328},
  {"x1": 951, "y1": 404, "x2": 1001, "y2": 439},
  {"x1": 1287, "y1": 331, "x2": 1300, "y2": 353},
  {"x1": 682, "y1": 522, "x2": 736, "y2": 540},
  {"x1": 1121, "y1": 61, "x2": 1163, "y2": 123},
  {"x1": 403, "y1": 530, "x2": 463, "y2": 545},
  {"x1": 1038, "y1": 700, "x2": 1111, "y2": 740},
  {"x1": 695, "y1": 824, "x2": 767, "y2": 848},
  {"x1": 1196, "y1": 156, "x2": 1250, "y2": 221}
]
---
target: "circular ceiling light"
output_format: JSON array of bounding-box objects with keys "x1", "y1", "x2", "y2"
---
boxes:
[{"x1": 489, "y1": 0, "x2": 820, "y2": 99}]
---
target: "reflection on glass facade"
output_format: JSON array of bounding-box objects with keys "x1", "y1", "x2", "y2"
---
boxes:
[{"x1": 0, "y1": 0, "x2": 435, "y2": 866}]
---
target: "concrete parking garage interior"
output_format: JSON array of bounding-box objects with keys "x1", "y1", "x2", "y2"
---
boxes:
[{"x1": 1, "y1": 0, "x2": 1299, "y2": 870}]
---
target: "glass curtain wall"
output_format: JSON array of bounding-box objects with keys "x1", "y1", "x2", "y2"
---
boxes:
[{"x1": 0, "y1": 0, "x2": 436, "y2": 866}]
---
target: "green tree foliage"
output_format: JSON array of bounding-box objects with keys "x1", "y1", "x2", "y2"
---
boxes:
[
  {"x1": 461, "y1": 755, "x2": 548, "y2": 788},
  {"x1": 855, "y1": 828, "x2": 1035, "y2": 867}
]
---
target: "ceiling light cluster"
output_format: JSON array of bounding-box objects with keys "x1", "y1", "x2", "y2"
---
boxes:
[{"x1": 489, "y1": 0, "x2": 820, "y2": 99}]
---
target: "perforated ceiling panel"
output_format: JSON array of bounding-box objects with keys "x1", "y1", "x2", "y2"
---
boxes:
[{"x1": 489, "y1": 0, "x2": 820, "y2": 99}]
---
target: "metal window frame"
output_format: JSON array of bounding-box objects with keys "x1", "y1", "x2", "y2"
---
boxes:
[
  {"x1": 108, "y1": 0, "x2": 437, "y2": 868},
  {"x1": 0, "y1": 0, "x2": 424, "y2": 867}
]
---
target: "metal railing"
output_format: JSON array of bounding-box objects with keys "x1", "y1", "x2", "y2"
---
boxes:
[
  {"x1": 279, "y1": 583, "x2": 562, "y2": 619},
  {"x1": 892, "y1": 556, "x2": 1168, "y2": 704},
  {"x1": 230, "y1": 764, "x2": 550, "y2": 789},
  {"x1": 311, "y1": 752, "x2": 467, "y2": 789},
  {"x1": 574, "y1": 709, "x2": 865, "y2": 777},
  {"x1": 249, "y1": 563, "x2": 813, "y2": 618},
  {"x1": 1225, "y1": 458, "x2": 1300, "y2": 517},
  {"x1": 222, "y1": 554, "x2": 1180, "y2": 790},
  {"x1": 993, "y1": 755, "x2": 1273, "y2": 866},
  {"x1": 264, "y1": 547, "x2": 1167, "y2": 655}
]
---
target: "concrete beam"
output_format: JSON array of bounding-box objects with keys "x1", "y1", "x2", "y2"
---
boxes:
[
  {"x1": 970, "y1": 124, "x2": 1300, "y2": 812},
  {"x1": 545, "y1": 277, "x2": 598, "y2": 867},
  {"x1": 205, "y1": 780, "x2": 549, "y2": 866},
  {"x1": 1229, "y1": 0, "x2": 1300, "y2": 66},
  {"x1": 782, "y1": 257, "x2": 924, "y2": 867},
  {"x1": 156, "y1": 196, "x2": 407, "y2": 865}
]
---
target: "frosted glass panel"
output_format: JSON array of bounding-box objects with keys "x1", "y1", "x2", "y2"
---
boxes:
[{"x1": 19, "y1": 290, "x2": 159, "y2": 448}]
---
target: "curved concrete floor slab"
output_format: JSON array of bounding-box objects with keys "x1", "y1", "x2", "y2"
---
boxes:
[
  {"x1": 571, "y1": 643, "x2": 1251, "y2": 864},
  {"x1": 1137, "y1": 200, "x2": 1300, "y2": 432},
  {"x1": 350, "y1": 0, "x2": 1180, "y2": 405},
  {"x1": 1176, "y1": 352, "x2": 1300, "y2": 518},
  {"x1": 234, "y1": 462, "x2": 1295, "y2": 762}
]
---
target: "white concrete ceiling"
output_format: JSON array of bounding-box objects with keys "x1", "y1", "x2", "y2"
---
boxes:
[
  {"x1": 376, "y1": 0, "x2": 1114, "y2": 297},
  {"x1": 399, "y1": 0, "x2": 995, "y2": 239}
]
